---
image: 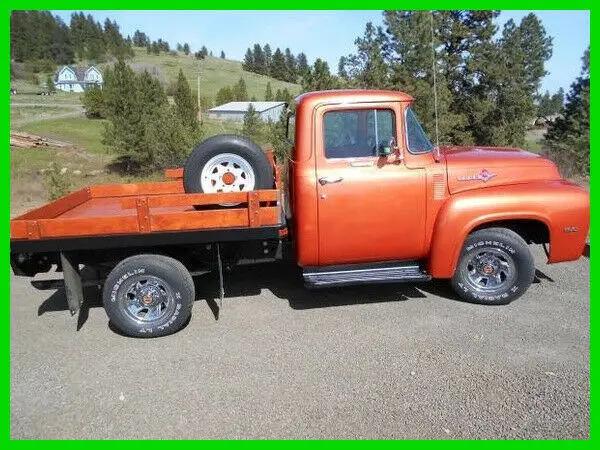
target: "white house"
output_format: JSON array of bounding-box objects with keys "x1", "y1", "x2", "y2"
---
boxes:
[
  {"x1": 54, "y1": 66, "x2": 103, "y2": 93},
  {"x1": 208, "y1": 102, "x2": 287, "y2": 123}
]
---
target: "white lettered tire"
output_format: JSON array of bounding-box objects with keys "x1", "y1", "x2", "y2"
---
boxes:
[
  {"x1": 451, "y1": 228, "x2": 535, "y2": 305},
  {"x1": 103, "y1": 254, "x2": 195, "y2": 337}
]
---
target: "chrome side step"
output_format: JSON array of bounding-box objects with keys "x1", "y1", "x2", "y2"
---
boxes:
[{"x1": 303, "y1": 261, "x2": 431, "y2": 289}]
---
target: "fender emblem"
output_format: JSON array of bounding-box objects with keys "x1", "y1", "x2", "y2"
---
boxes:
[
  {"x1": 563, "y1": 226, "x2": 579, "y2": 233},
  {"x1": 457, "y1": 169, "x2": 496, "y2": 182}
]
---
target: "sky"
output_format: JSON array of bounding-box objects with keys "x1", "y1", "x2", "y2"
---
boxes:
[{"x1": 51, "y1": 10, "x2": 590, "y2": 94}]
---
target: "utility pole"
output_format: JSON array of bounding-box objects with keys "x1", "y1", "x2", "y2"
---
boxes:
[{"x1": 197, "y1": 73, "x2": 202, "y2": 122}]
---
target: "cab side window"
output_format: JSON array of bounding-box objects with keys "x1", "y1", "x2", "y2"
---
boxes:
[{"x1": 324, "y1": 109, "x2": 395, "y2": 159}]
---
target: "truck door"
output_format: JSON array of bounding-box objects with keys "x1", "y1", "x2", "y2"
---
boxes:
[{"x1": 315, "y1": 103, "x2": 427, "y2": 265}]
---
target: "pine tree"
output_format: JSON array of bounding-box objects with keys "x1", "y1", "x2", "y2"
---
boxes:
[
  {"x1": 284, "y1": 48, "x2": 297, "y2": 82},
  {"x1": 338, "y1": 56, "x2": 348, "y2": 79},
  {"x1": 265, "y1": 82, "x2": 273, "y2": 101},
  {"x1": 243, "y1": 104, "x2": 261, "y2": 140},
  {"x1": 216, "y1": 86, "x2": 234, "y2": 105},
  {"x1": 233, "y1": 77, "x2": 248, "y2": 101},
  {"x1": 102, "y1": 60, "x2": 146, "y2": 172},
  {"x1": 545, "y1": 47, "x2": 589, "y2": 175},
  {"x1": 253, "y1": 43, "x2": 266, "y2": 74},
  {"x1": 270, "y1": 48, "x2": 286, "y2": 81},
  {"x1": 243, "y1": 48, "x2": 254, "y2": 71},
  {"x1": 302, "y1": 59, "x2": 337, "y2": 91},
  {"x1": 296, "y1": 52, "x2": 309, "y2": 76},
  {"x1": 183, "y1": 43, "x2": 190, "y2": 55},
  {"x1": 220, "y1": 50, "x2": 225, "y2": 59},
  {"x1": 46, "y1": 74, "x2": 55, "y2": 92},
  {"x1": 263, "y1": 44, "x2": 272, "y2": 74},
  {"x1": 82, "y1": 84, "x2": 105, "y2": 118},
  {"x1": 173, "y1": 69, "x2": 198, "y2": 130}
]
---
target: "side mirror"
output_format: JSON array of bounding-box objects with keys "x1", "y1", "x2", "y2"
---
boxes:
[{"x1": 379, "y1": 137, "x2": 403, "y2": 161}]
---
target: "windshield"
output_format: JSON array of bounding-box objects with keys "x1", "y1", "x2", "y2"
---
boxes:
[{"x1": 406, "y1": 107, "x2": 434, "y2": 154}]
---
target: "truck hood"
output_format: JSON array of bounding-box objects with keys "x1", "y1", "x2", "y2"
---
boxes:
[{"x1": 442, "y1": 146, "x2": 561, "y2": 194}]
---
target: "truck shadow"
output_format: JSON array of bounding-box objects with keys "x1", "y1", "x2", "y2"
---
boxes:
[
  {"x1": 35, "y1": 262, "x2": 557, "y2": 328},
  {"x1": 197, "y1": 262, "x2": 455, "y2": 320}
]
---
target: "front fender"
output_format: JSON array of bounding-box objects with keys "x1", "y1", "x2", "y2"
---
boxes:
[{"x1": 427, "y1": 180, "x2": 590, "y2": 278}]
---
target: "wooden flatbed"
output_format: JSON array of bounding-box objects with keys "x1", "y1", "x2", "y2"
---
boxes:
[{"x1": 10, "y1": 168, "x2": 285, "y2": 254}]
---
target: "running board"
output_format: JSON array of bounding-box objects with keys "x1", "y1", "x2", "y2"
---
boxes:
[{"x1": 303, "y1": 261, "x2": 431, "y2": 288}]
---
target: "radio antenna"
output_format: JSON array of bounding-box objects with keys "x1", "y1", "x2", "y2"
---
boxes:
[{"x1": 430, "y1": 10, "x2": 441, "y2": 162}]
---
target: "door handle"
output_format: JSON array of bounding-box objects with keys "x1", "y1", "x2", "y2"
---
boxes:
[{"x1": 319, "y1": 176, "x2": 343, "y2": 185}]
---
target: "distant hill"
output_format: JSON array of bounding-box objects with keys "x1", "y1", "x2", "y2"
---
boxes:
[
  {"x1": 107, "y1": 47, "x2": 301, "y2": 103},
  {"x1": 11, "y1": 47, "x2": 302, "y2": 104}
]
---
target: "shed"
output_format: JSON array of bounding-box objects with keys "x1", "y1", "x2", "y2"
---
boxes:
[{"x1": 208, "y1": 101, "x2": 286, "y2": 123}]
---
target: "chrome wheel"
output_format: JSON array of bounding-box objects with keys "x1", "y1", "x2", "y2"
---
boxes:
[
  {"x1": 200, "y1": 153, "x2": 256, "y2": 194},
  {"x1": 120, "y1": 275, "x2": 175, "y2": 324},
  {"x1": 464, "y1": 248, "x2": 516, "y2": 294}
]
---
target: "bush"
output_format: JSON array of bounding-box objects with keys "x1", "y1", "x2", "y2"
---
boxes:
[
  {"x1": 44, "y1": 162, "x2": 72, "y2": 201},
  {"x1": 144, "y1": 105, "x2": 203, "y2": 169},
  {"x1": 82, "y1": 85, "x2": 105, "y2": 118}
]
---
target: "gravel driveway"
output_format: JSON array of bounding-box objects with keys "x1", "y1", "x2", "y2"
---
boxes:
[{"x1": 10, "y1": 246, "x2": 589, "y2": 439}]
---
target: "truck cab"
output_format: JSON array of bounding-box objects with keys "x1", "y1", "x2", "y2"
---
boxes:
[{"x1": 289, "y1": 90, "x2": 589, "y2": 289}]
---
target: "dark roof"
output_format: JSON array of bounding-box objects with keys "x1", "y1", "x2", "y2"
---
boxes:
[{"x1": 55, "y1": 66, "x2": 100, "y2": 83}]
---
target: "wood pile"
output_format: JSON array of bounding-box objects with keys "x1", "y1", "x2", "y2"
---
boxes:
[{"x1": 10, "y1": 130, "x2": 71, "y2": 149}]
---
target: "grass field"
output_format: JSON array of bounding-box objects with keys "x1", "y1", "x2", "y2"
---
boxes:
[
  {"x1": 14, "y1": 117, "x2": 108, "y2": 155},
  {"x1": 11, "y1": 106, "x2": 74, "y2": 123}
]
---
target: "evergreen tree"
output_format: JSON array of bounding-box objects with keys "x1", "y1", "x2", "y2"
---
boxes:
[
  {"x1": 176, "y1": 43, "x2": 183, "y2": 51},
  {"x1": 215, "y1": 86, "x2": 234, "y2": 105},
  {"x1": 183, "y1": 43, "x2": 190, "y2": 55},
  {"x1": 284, "y1": 48, "x2": 297, "y2": 82},
  {"x1": 102, "y1": 60, "x2": 146, "y2": 172},
  {"x1": 265, "y1": 82, "x2": 273, "y2": 101},
  {"x1": 253, "y1": 43, "x2": 266, "y2": 74},
  {"x1": 537, "y1": 88, "x2": 564, "y2": 117},
  {"x1": 545, "y1": 47, "x2": 589, "y2": 175},
  {"x1": 270, "y1": 48, "x2": 287, "y2": 81},
  {"x1": 220, "y1": 50, "x2": 225, "y2": 59},
  {"x1": 133, "y1": 30, "x2": 150, "y2": 47},
  {"x1": 302, "y1": 58, "x2": 337, "y2": 91},
  {"x1": 81, "y1": 84, "x2": 105, "y2": 118},
  {"x1": 338, "y1": 56, "x2": 348, "y2": 79},
  {"x1": 173, "y1": 69, "x2": 199, "y2": 130},
  {"x1": 296, "y1": 52, "x2": 309, "y2": 76},
  {"x1": 233, "y1": 77, "x2": 248, "y2": 101},
  {"x1": 46, "y1": 74, "x2": 55, "y2": 92},
  {"x1": 243, "y1": 48, "x2": 254, "y2": 71},
  {"x1": 243, "y1": 104, "x2": 261, "y2": 140},
  {"x1": 263, "y1": 44, "x2": 272, "y2": 74}
]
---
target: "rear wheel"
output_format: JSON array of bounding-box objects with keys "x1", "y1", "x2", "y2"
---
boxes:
[
  {"x1": 451, "y1": 228, "x2": 535, "y2": 305},
  {"x1": 103, "y1": 254, "x2": 195, "y2": 337}
]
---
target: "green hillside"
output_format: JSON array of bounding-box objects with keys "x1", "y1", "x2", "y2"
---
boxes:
[
  {"x1": 105, "y1": 47, "x2": 301, "y2": 102},
  {"x1": 11, "y1": 47, "x2": 301, "y2": 104}
]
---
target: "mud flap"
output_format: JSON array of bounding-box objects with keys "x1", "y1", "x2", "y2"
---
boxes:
[
  {"x1": 60, "y1": 252, "x2": 83, "y2": 315},
  {"x1": 216, "y1": 244, "x2": 224, "y2": 314}
]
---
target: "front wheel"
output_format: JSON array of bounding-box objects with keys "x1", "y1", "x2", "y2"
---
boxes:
[
  {"x1": 451, "y1": 228, "x2": 535, "y2": 305},
  {"x1": 103, "y1": 254, "x2": 195, "y2": 337}
]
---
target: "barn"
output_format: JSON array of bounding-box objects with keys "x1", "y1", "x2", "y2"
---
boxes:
[{"x1": 207, "y1": 101, "x2": 286, "y2": 123}]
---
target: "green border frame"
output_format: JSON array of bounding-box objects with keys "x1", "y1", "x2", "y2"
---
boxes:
[{"x1": 5, "y1": 4, "x2": 594, "y2": 444}]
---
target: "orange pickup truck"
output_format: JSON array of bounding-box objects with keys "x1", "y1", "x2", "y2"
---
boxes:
[{"x1": 10, "y1": 89, "x2": 590, "y2": 337}]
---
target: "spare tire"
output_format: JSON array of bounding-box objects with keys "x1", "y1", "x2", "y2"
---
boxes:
[{"x1": 183, "y1": 135, "x2": 273, "y2": 198}]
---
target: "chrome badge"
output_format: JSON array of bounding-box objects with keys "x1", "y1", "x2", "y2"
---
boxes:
[{"x1": 457, "y1": 169, "x2": 496, "y2": 182}]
